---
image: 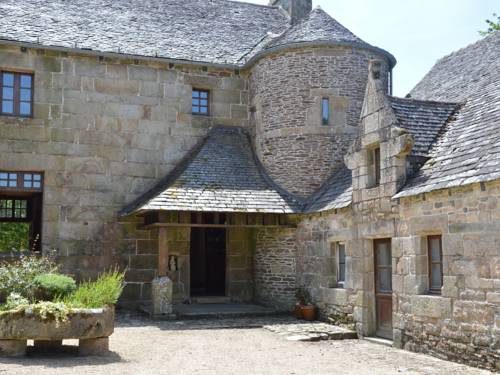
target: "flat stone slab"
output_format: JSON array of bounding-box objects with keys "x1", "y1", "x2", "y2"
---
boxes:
[
  {"x1": 264, "y1": 322, "x2": 357, "y2": 342},
  {"x1": 0, "y1": 307, "x2": 114, "y2": 340}
]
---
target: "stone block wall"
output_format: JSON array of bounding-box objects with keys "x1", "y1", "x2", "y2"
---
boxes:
[
  {"x1": 0, "y1": 45, "x2": 248, "y2": 283},
  {"x1": 227, "y1": 228, "x2": 254, "y2": 302},
  {"x1": 254, "y1": 227, "x2": 297, "y2": 310},
  {"x1": 250, "y1": 46, "x2": 389, "y2": 197},
  {"x1": 394, "y1": 181, "x2": 500, "y2": 371}
]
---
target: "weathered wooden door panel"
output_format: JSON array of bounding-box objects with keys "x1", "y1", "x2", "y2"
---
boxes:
[{"x1": 374, "y1": 238, "x2": 393, "y2": 339}]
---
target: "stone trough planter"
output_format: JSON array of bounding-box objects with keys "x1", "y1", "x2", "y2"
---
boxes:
[{"x1": 0, "y1": 307, "x2": 114, "y2": 357}]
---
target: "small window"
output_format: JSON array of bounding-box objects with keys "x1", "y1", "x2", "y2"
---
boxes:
[
  {"x1": 373, "y1": 147, "x2": 381, "y2": 186},
  {"x1": 0, "y1": 199, "x2": 28, "y2": 220},
  {"x1": 337, "y1": 243, "x2": 346, "y2": 287},
  {"x1": 0, "y1": 71, "x2": 33, "y2": 117},
  {"x1": 428, "y1": 235, "x2": 443, "y2": 294},
  {"x1": 192, "y1": 89, "x2": 209, "y2": 115},
  {"x1": 0, "y1": 171, "x2": 43, "y2": 192},
  {"x1": 322, "y1": 97, "x2": 330, "y2": 126}
]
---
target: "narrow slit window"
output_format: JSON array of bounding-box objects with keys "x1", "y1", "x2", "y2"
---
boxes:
[
  {"x1": 337, "y1": 243, "x2": 346, "y2": 287},
  {"x1": 192, "y1": 89, "x2": 209, "y2": 115},
  {"x1": 373, "y1": 147, "x2": 381, "y2": 186},
  {"x1": 0, "y1": 71, "x2": 33, "y2": 117},
  {"x1": 322, "y1": 97, "x2": 330, "y2": 126},
  {"x1": 428, "y1": 235, "x2": 443, "y2": 294}
]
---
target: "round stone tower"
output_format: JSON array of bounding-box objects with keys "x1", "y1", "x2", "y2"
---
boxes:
[{"x1": 249, "y1": 6, "x2": 395, "y2": 198}]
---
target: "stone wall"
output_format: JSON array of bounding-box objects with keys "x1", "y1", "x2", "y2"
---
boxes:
[
  {"x1": 250, "y1": 46, "x2": 389, "y2": 197},
  {"x1": 227, "y1": 228, "x2": 254, "y2": 302},
  {"x1": 254, "y1": 227, "x2": 297, "y2": 310},
  {"x1": 0, "y1": 45, "x2": 248, "y2": 289},
  {"x1": 394, "y1": 181, "x2": 500, "y2": 370}
]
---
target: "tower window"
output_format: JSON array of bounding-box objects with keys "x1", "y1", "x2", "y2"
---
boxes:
[
  {"x1": 428, "y1": 235, "x2": 443, "y2": 294},
  {"x1": 337, "y1": 242, "x2": 346, "y2": 287},
  {"x1": 192, "y1": 89, "x2": 209, "y2": 115},
  {"x1": 322, "y1": 97, "x2": 330, "y2": 126},
  {"x1": 370, "y1": 146, "x2": 381, "y2": 187}
]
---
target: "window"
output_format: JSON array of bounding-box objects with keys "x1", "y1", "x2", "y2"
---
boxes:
[
  {"x1": 373, "y1": 147, "x2": 381, "y2": 186},
  {"x1": 428, "y1": 235, "x2": 443, "y2": 294},
  {"x1": 192, "y1": 89, "x2": 209, "y2": 115},
  {"x1": 322, "y1": 97, "x2": 330, "y2": 126},
  {"x1": 337, "y1": 243, "x2": 346, "y2": 287},
  {"x1": 0, "y1": 171, "x2": 43, "y2": 252},
  {"x1": 0, "y1": 71, "x2": 33, "y2": 117},
  {"x1": 0, "y1": 172, "x2": 43, "y2": 191},
  {"x1": 0, "y1": 199, "x2": 28, "y2": 220}
]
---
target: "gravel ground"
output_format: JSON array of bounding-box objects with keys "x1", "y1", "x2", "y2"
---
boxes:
[{"x1": 0, "y1": 314, "x2": 491, "y2": 375}]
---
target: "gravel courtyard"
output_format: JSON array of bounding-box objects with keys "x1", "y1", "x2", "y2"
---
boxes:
[{"x1": 0, "y1": 314, "x2": 491, "y2": 375}]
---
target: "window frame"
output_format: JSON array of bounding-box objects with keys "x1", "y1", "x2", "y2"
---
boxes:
[
  {"x1": 0, "y1": 198, "x2": 31, "y2": 223},
  {"x1": 321, "y1": 97, "x2": 330, "y2": 126},
  {"x1": 191, "y1": 88, "x2": 210, "y2": 116},
  {"x1": 427, "y1": 235, "x2": 443, "y2": 294},
  {"x1": 336, "y1": 242, "x2": 346, "y2": 288},
  {"x1": 0, "y1": 70, "x2": 34, "y2": 118},
  {"x1": 0, "y1": 171, "x2": 43, "y2": 192}
]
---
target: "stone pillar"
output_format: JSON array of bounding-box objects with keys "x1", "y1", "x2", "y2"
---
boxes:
[
  {"x1": 79, "y1": 337, "x2": 109, "y2": 356},
  {"x1": 152, "y1": 276, "x2": 173, "y2": 315},
  {"x1": 0, "y1": 339, "x2": 27, "y2": 357}
]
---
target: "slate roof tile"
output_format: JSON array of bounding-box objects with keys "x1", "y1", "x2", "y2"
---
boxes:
[
  {"x1": 120, "y1": 126, "x2": 301, "y2": 215},
  {"x1": 395, "y1": 32, "x2": 500, "y2": 198},
  {"x1": 0, "y1": 0, "x2": 394, "y2": 67},
  {"x1": 389, "y1": 97, "x2": 460, "y2": 157}
]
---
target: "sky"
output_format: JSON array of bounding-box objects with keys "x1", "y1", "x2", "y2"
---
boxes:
[{"x1": 234, "y1": 0, "x2": 498, "y2": 96}]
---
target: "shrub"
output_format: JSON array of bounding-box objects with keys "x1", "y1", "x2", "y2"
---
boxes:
[
  {"x1": 0, "y1": 253, "x2": 58, "y2": 302},
  {"x1": 34, "y1": 273, "x2": 76, "y2": 301},
  {"x1": 0, "y1": 293, "x2": 29, "y2": 311},
  {"x1": 62, "y1": 269, "x2": 125, "y2": 308}
]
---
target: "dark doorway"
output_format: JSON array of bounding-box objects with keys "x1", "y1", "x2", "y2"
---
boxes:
[
  {"x1": 190, "y1": 228, "x2": 226, "y2": 297},
  {"x1": 374, "y1": 238, "x2": 393, "y2": 339}
]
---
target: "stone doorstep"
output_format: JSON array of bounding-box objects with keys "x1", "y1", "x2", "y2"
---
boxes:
[{"x1": 264, "y1": 322, "x2": 358, "y2": 342}]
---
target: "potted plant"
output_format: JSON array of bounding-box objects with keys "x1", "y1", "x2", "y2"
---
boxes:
[{"x1": 295, "y1": 287, "x2": 316, "y2": 321}]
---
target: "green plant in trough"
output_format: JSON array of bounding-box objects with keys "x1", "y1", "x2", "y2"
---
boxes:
[
  {"x1": 0, "y1": 252, "x2": 58, "y2": 302},
  {"x1": 34, "y1": 273, "x2": 77, "y2": 301},
  {"x1": 62, "y1": 269, "x2": 125, "y2": 308}
]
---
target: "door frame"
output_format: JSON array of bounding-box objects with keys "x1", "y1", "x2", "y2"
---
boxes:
[{"x1": 373, "y1": 238, "x2": 393, "y2": 340}]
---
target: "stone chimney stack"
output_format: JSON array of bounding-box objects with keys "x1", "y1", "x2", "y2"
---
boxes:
[{"x1": 270, "y1": 0, "x2": 312, "y2": 24}]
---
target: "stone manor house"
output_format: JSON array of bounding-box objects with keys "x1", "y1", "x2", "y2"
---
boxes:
[{"x1": 0, "y1": 0, "x2": 499, "y2": 370}]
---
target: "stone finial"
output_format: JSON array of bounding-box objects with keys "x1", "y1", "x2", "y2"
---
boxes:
[{"x1": 270, "y1": 0, "x2": 313, "y2": 24}]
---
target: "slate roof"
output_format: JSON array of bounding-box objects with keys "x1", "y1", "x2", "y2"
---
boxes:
[
  {"x1": 263, "y1": 7, "x2": 395, "y2": 67},
  {"x1": 389, "y1": 97, "x2": 460, "y2": 157},
  {"x1": 120, "y1": 127, "x2": 301, "y2": 216},
  {"x1": 0, "y1": 0, "x2": 395, "y2": 67},
  {"x1": 395, "y1": 32, "x2": 500, "y2": 198},
  {"x1": 303, "y1": 166, "x2": 352, "y2": 213}
]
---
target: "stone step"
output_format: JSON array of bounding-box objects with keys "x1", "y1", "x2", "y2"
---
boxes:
[{"x1": 190, "y1": 297, "x2": 232, "y2": 304}]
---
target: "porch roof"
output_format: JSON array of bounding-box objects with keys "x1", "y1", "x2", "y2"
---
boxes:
[{"x1": 119, "y1": 127, "x2": 301, "y2": 216}]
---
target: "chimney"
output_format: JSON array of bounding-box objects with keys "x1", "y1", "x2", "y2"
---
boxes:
[{"x1": 270, "y1": 0, "x2": 312, "y2": 24}]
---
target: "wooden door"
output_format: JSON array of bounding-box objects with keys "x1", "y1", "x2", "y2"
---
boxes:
[
  {"x1": 190, "y1": 228, "x2": 226, "y2": 297},
  {"x1": 374, "y1": 239, "x2": 393, "y2": 339}
]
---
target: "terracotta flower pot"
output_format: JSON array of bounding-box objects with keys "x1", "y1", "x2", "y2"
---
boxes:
[{"x1": 300, "y1": 305, "x2": 316, "y2": 321}]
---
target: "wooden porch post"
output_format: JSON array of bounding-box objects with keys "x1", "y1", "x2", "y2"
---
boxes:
[{"x1": 158, "y1": 227, "x2": 169, "y2": 277}]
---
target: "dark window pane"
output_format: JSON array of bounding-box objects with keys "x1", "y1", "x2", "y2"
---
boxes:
[
  {"x1": 2, "y1": 73, "x2": 14, "y2": 86},
  {"x1": 20, "y1": 102, "x2": 31, "y2": 116},
  {"x1": 2, "y1": 87, "x2": 14, "y2": 100},
  {"x1": 20, "y1": 75, "x2": 32, "y2": 88},
  {"x1": 430, "y1": 238, "x2": 441, "y2": 261},
  {"x1": 2, "y1": 100, "x2": 14, "y2": 114},
  {"x1": 377, "y1": 244, "x2": 391, "y2": 266}
]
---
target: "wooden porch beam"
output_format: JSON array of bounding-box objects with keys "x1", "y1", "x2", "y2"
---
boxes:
[{"x1": 140, "y1": 223, "x2": 296, "y2": 230}]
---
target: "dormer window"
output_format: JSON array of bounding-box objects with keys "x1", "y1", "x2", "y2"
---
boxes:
[
  {"x1": 0, "y1": 71, "x2": 33, "y2": 117},
  {"x1": 321, "y1": 97, "x2": 330, "y2": 126},
  {"x1": 192, "y1": 89, "x2": 209, "y2": 115}
]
